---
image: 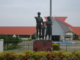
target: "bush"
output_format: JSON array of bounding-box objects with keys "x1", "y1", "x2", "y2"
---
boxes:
[
  {"x1": 53, "y1": 43, "x2": 60, "y2": 51},
  {"x1": 77, "y1": 38, "x2": 80, "y2": 40},
  {"x1": 4, "y1": 45, "x2": 21, "y2": 50},
  {"x1": 0, "y1": 35, "x2": 22, "y2": 50},
  {"x1": 0, "y1": 51, "x2": 80, "y2": 60},
  {"x1": 27, "y1": 38, "x2": 32, "y2": 41},
  {"x1": 0, "y1": 51, "x2": 18, "y2": 60}
]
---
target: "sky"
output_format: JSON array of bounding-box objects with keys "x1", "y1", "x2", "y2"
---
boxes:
[{"x1": 0, "y1": 0, "x2": 80, "y2": 27}]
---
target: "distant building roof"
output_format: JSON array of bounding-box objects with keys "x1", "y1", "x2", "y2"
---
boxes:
[
  {"x1": 0, "y1": 17, "x2": 80, "y2": 35},
  {"x1": 55, "y1": 18, "x2": 73, "y2": 33},
  {"x1": 0, "y1": 27, "x2": 36, "y2": 35},
  {"x1": 70, "y1": 27, "x2": 80, "y2": 35}
]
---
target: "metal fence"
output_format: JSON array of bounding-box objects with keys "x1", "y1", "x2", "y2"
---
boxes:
[
  {"x1": 3, "y1": 40, "x2": 80, "y2": 53},
  {"x1": 4, "y1": 40, "x2": 33, "y2": 53},
  {"x1": 60, "y1": 43, "x2": 80, "y2": 52}
]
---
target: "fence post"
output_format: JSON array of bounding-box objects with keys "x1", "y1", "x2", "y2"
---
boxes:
[
  {"x1": 28, "y1": 43, "x2": 29, "y2": 50},
  {"x1": 0, "y1": 39, "x2": 4, "y2": 52},
  {"x1": 66, "y1": 43, "x2": 67, "y2": 52}
]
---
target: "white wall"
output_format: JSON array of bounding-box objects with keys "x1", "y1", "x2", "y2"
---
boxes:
[
  {"x1": 0, "y1": 39, "x2": 3, "y2": 52},
  {"x1": 65, "y1": 33, "x2": 73, "y2": 40},
  {"x1": 52, "y1": 18, "x2": 66, "y2": 35},
  {"x1": 60, "y1": 33, "x2": 73, "y2": 41},
  {"x1": 21, "y1": 38, "x2": 28, "y2": 40},
  {"x1": 78, "y1": 35, "x2": 80, "y2": 38}
]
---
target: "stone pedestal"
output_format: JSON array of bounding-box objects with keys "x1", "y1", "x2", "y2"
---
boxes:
[{"x1": 33, "y1": 40, "x2": 53, "y2": 51}]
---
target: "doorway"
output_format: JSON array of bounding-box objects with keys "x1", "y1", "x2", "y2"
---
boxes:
[{"x1": 52, "y1": 35, "x2": 60, "y2": 41}]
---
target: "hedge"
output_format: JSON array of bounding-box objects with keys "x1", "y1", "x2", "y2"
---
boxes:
[{"x1": 0, "y1": 50, "x2": 80, "y2": 60}]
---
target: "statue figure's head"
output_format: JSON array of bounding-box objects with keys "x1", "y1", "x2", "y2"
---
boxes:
[
  {"x1": 47, "y1": 16, "x2": 51, "y2": 21},
  {"x1": 37, "y1": 12, "x2": 41, "y2": 16}
]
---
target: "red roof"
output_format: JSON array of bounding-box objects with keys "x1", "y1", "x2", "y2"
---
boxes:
[
  {"x1": 0, "y1": 27, "x2": 36, "y2": 35},
  {"x1": 70, "y1": 27, "x2": 80, "y2": 35},
  {"x1": 44, "y1": 17, "x2": 80, "y2": 35},
  {"x1": 0, "y1": 17, "x2": 80, "y2": 35}
]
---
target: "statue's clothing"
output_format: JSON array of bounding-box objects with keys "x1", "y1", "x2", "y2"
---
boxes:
[
  {"x1": 41, "y1": 25, "x2": 45, "y2": 38},
  {"x1": 41, "y1": 25, "x2": 45, "y2": 30},
  {"x1": 46, "y1": 21, "x2": 52, "y2": 35},
  {"x1": 36, "y1": 17, "x2": 43, "y2": 29},
  {"x1": 35, "y1": 16, "x2": 43, "y2": 38}
]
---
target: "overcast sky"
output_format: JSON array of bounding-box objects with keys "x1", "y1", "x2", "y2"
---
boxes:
[{"x1": 0, "y1": 0, "x2": 80, "y2": 27}]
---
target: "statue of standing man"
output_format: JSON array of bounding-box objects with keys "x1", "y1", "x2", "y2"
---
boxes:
[
  {"x1": 35, "y1": 12, "x2": 43, "y2": 40},
  {"x1": 45, "y1": 16, "x2": 52, "y2": 40}
]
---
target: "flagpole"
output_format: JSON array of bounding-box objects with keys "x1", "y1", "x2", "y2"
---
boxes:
[
  {"x1": 50, "y1": 0, "x2": 52, "y2": 40},
  {"x1": 50, "y1": 0, "x2": 52, "y2": 18}
]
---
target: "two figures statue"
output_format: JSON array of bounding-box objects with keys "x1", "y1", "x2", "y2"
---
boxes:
[{"x1": 35, "y1": 12, "x2": 52, "y2": 40}]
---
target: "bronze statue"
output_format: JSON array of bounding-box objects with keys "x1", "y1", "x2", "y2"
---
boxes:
[
  {"x1": 35, "y1": 12, "x2": 43, "y2": 39},
  {"x1": 41, "y1": 22, "x2": 45, "y2": 39},
  {"x1": 45, "y1": 17, "x2": 52, "y2": 40}
]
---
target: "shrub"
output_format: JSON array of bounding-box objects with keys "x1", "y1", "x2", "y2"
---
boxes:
[
  {"x1": 19, "y1": 51, "x2": 47, "y2": 60},
  {"x1": 77, "y1": 38, "x2": 80, "y2": 41},
  {"x1": 0, "y1": 51, "x2": 18, "y2": 60},
  {"x1": 18, "y1": 52, "x2": 29, "y2": 60},
  {"x1": 0, "y1": 51, "x2": 80, "y2": 60},
  {"x1": 0, "y1": 35, "x2": 22, "y2": 50},
  {"x1": 4, "y1": 45, "x2": 21, "y2": 50},
  {"x1": 28, "y1": 38, "x2": 32, "y2": 41},
  {"x1": 53, "y1": 43, "x2": 60, "y2": 51}
]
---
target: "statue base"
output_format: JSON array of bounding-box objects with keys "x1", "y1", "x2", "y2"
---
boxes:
[{"x1": 33, "y1": 40, "x2": 53, "y2": 51}]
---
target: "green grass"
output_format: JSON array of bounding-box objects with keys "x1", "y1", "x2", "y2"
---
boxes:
[{"x1": 4, "y1": 45, "x2": 21, "y2": 51}]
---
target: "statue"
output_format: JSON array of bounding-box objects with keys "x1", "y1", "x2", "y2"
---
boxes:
[
  {"x1": 41, "y1": 22, "x2": 45, "y2": 39},
  {"x1": 45, "y1": 17, "x2": 52, "y2": 40},
  {"x1": 35, "y1": 12, "x2": 43, "y2": 39}
]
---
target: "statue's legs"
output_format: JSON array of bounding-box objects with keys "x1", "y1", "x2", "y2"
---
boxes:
[
  {"x1": 49, "y1": 35, "x2": 51, "y2": 40},
  {"x1": 48, "y1": 28, "x2": 52, "y2": 40},
  {"x1": 45, "y1": 35, "x2": 47, "y2": 40},
  {"x1": 36, "y1": 27, "x2": 38, "y2": 39},
  {"x1": 39, "y1": 29, "x2": 41, "y2": 40},
  {"x1": 42, "y1": 30, "x2": 44, "y2": 39},
  {"x1": 45, "y1": 30, "x2": 48, "y2": 40}
]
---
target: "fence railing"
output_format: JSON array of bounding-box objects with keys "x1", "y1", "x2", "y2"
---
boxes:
[
  {"x1": 3, "y1": 55, "x2": 74, "y2": 60},
  {"x1": 60, "y1": 43, "x2": 80, "y2": 52},
  {"x1": 3, "y1": 40, "x2": 33, "y2": 53},
  {"x1": 3, "y1": 40, "x2": 80, "y2": 53}
]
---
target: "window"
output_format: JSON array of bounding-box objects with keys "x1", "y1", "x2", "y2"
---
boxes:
[
  {"x1": 65, "y1": 35, "x2": 71, "y2": 38},
  {"x1": 19, "y1": 35, "x2": 30, "y2": 38}
]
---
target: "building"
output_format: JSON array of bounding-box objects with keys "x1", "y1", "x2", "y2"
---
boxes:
[
  {"x1": 0, "y1": 17, "x2": 80, "y2": 41},
  {"x1": 0, "y1": 27, "x2": 36, "y2": 40},
  {"x1": 44, "y1": 17, "x2": 80, "y2": 41}
]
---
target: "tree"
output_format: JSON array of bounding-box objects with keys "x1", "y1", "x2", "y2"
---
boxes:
[{"x1": 0, "y1": 35, "x2": 22, "y2": 50}]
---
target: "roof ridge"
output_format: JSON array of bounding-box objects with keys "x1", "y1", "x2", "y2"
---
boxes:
[{"x1": 54, "y1": 18, "x2": 73, "y2": 33}]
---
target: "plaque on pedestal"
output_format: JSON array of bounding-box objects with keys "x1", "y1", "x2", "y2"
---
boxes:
[{"x1": 33, "y1": 40, "x2": 53, "y2": 51}]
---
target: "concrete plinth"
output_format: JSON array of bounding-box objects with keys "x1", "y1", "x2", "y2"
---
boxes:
[{"x1": 33, "y1": 40, "x2": 53, "y2": 51}]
